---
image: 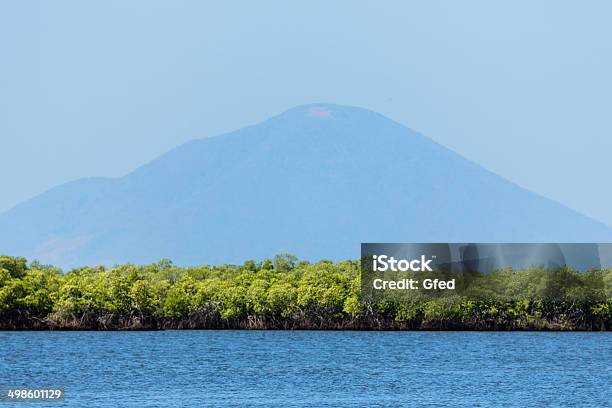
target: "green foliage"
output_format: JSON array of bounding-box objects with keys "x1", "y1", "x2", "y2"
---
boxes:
[
  {"x1": 273, "y1": 253, "x2": 297, "y2": 272},
  {"x1": 0, "y1": 256, "x2": 28, "y2": 279},
  {"x1": 0, "y1": 255, "x2": 610, "y2": 330}
]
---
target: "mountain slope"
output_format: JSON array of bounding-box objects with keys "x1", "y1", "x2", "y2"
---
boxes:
[{"x1": 1, "y1": 104, "x2": 611, "y2": 269}]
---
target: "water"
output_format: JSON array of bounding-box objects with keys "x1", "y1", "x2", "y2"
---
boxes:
[{"x1": 1, "y1": 331, "x2": 610, "y2": 407}]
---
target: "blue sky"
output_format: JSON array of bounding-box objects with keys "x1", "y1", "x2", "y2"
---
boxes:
[{"x1": 1, "y1": 1, "x2": 611, "y2": 225}]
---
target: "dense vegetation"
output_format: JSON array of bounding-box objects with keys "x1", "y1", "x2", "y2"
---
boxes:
[{"x1": 0, "y1": 254, "x2": 610, "y2": 330}]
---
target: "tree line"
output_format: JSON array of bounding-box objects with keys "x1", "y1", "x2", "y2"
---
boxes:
[{"x1": 0, "y1": 254, "x2": 610, "y2": 330}]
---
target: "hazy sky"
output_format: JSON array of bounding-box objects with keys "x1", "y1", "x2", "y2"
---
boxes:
[{"x1": 2, "y1": 1, "x2": 611, "y2": 225}]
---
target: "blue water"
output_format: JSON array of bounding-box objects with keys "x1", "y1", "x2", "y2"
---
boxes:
[{"x1": 1, "y1": 331, "x2": 610, "y2": 407}]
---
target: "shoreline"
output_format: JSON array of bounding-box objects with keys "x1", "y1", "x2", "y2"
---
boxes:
[
  {"x1": 1, "y1": 318, "x2": 609, "y2": 331},
  {"x1": 1, "y1": 255, "x2": 610, "y2": 332}
]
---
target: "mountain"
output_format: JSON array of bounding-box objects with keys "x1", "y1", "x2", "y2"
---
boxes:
[{"x1": 1, "y1": 104, "x2": 611, "y2": 269}]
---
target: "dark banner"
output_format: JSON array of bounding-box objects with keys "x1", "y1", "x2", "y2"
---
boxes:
[{"x1": 361, "y1": 243, "x2": 612, "y2": 301}]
